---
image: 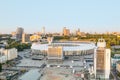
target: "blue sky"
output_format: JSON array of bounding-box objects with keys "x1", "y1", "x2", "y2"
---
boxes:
[{"x1": 0, "y1": 0, "x2": 120, "y2": 33}]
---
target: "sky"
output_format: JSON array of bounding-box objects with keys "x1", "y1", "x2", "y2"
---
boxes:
[{"x1": 0, "y1": 0, "x2": 120, "y2": 34}]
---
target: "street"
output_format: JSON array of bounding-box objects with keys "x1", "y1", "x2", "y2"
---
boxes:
[{"x1": 111, "y1": 68, "x2": 120, "y2": 80}]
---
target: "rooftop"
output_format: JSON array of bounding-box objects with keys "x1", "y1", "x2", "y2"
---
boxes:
[{"x1": 31, "y1": 42, "x2": 95, "y2": 51}]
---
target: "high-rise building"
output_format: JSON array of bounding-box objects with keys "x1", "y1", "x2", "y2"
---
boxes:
[
  {"x1": 94, "y1": 38, "x2": 111, "y2": 79},
  {"x1": 41, "y1": 27, "x2": 45, "y2": 35},
  {"x1": 16, "y1": 27, "x2": 24, "y2": 40},
  {"x1": 76, "y1": 28, "x2": 81, "y2": 36},
  {"x1": 22, "y1": 33, "x2": 30, "y2": 43},
  {"x1": 63, "y1": 27, "x2": 70, "y2": 36}
]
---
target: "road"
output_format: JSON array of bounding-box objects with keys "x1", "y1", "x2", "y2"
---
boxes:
[{"x1": 111, "y1": 68, "x2": 120, "y2": 80}]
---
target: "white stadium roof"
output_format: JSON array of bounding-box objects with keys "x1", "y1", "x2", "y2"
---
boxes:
[{"x1": 31, "y1": 42, "x2": 96, "y2": 51}]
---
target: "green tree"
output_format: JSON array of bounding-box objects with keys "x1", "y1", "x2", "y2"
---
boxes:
[{"x1": 0, "y1": 63, "x2": 2, "y2": 72}]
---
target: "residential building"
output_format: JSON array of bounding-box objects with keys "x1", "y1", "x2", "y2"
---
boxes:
[
  {"x1": 11, "y1": 32, "x2": 16, "y2": 37},
  {"x1": 76, "y1": 28, "x2": 81, "y2": 36},
  {"x1": 22, "y1": 33, "x2": 30, "y2": 43},
  {"x1": 16, "y1": 27, "x2": 24, "y2": 40},
  {"x1": 3, "y1": 48, "x2": 18, "y2": 60},
  {"x1": 41, "y1": 27, "x2": 45, "y2": 35},
  {"x1": 63, "y1": 27, "x2": 70, "y2": 36},
  {"x1": 0, "y1": 48, "x2": 17, "y2": 63},
  {"x1": 94, "y1": 38, "x2": 111, "y2": 79},
  {"x1": 0, "y1": 55, "x2": 7, "y2": 63}
]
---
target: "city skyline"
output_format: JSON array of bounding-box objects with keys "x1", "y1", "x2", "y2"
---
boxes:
[
  {"x1": 0, "y1": 1, "x2": 119, "y2": 79},
  {"x1": 0, "y1": 0, "x2": 120, "y2": 33}
]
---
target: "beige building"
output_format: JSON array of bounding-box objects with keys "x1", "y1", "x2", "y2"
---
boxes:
[
  {"x1": 30, "y1": 34, "x2": 41, "y2": 41},
  {"x1": 48, "y1": 46, "x2": 63, "y2": 60},
  {"x1": 22, "y1": 33, "x2": 30, "y2": 43},
  {"x1": 11, "y1": 32, "x2": 16, "y2": 37},
  {"x1": 76, "y1": 31, "x2": 81, "y2": 36},
  {"x1": 0, "y1": 48, "x2": 17, "y2": 63},
  {"x1": 41, "y1": 27, "x2": 45, "y2": 35},
  {"x1": 4, "y1": 48, "x2": 18, "y2": 60},
  {"x1": 63, "y1": 27, "x2": 70, "y2": 36},
  {"x1": 116, "y1": 61, "x2": 120, "y2": 73},
  {"x1": 94, "y1": 38, "x2": 111, "y2": 79},
  {"x1": 76, "y1": 28, "x2": 81, "y2": 36},
  {"x1": 0, "y1": 55, "x2": 7, "y2": 63}
]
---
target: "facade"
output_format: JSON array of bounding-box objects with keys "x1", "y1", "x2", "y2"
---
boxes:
[
  {"x1": 63, "y1": 27, "x2": 70, "y2": 36},
  {"x1": 4, "y1": 48, "x2": 18, "y2": 60},
  {"x1": 22, "y1": 33, "x2": 30, "y2": 43},
  {"x1": 11, "y1": 32, "x2": 16, "y2": 37},
  {"x1": 41, "y1": 27, "x2": 45, "y2": 35},
  {"x1": 111, "y1": 54, "x2": 120, "y2": 67},
  {"x1": 16, "y1": 27, "x2": 24, "y2": 40},
  {"x1": 11, "y1": 32, "x2": 17, "y2": 39},
  {"x1": 0, "y1": 48, "x2": 17, "y2": 63},
  {"x1": 48, "y1": 46, "x2": 63, "y2": 60},
  {"x1": 72, "y1": 29, "x2": 77, "y2": 36},
  {"x1": 0, "y1": 55, "x2": 7, "y2": 63},
  {"x1": 30, "y1": 34, "x2": 41, "y2": 41},
  {"x1": 94, "y1": 38, "x2": 111, "y2": 79},
  {"x1": 76, "y1": 28, "x2": 81, "y2": 36}
]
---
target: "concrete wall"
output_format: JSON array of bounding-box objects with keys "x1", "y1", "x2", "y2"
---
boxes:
[
  {"x1": 0, "y1": 48, "x2": 17, "y2": 62},
  {"x1": 105, "y1": 49, "x2": 111, "y2": 79},
  {"x1": 0, "y1": 55, "x2": 7, "y2": 63}
]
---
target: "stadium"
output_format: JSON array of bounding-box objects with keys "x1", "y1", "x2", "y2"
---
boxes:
[{"x1": 31, "y1": 41, "x2": 96, "y2": 60}]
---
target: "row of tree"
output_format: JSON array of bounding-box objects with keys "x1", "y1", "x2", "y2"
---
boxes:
[
  {"x1": 0, "y1": 63, "x2": 2, "y2": 72},
  {"x1": 6, "y1": 40, "x2": 31, "y2": 51},
  {"x1": 54, "y1": 34, "x2": 120, "y2": 48}
]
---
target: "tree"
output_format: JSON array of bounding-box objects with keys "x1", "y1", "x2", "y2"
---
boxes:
[{"x1": 0, "y1": 63, "x2": 2, "y2": 72}]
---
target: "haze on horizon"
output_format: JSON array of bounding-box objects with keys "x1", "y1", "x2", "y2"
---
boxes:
[{"x1": 0, "y1": 0, "x2": 120, "y2": 34}]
